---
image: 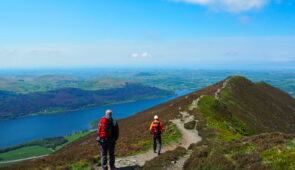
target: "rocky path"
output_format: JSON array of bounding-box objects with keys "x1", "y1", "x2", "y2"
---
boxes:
[
  {"x1": 214, "y1": 77, "x2": 231, "y2": 99},
  {"x1": 189, "y1": 95, "x2": 204, "y2": 111},
  {"x1": 168, "y1": 78, "x2": 232, "y2": 170},
  {"x1": 94, "y1": 97, "x2": 203, "y2": 170}
]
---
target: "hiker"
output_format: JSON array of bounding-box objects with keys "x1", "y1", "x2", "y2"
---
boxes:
[
  {"x1": 149, "y1": 115, "x2": 165, "y2": 155},
  {"x1": 96, "y1": 109, "x2": 119, "y2": 170}
]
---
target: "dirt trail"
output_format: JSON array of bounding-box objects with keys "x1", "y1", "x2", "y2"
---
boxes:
[
  {"x1": 168, "y1": 78, "x2": 232, "y2": 170},
  {"x1": 94, "y1": 97, "x2": 202, "y2": 170},
  {"x1": 189, "y1": 95, "x2": 204, "y2": 111},
  {"x1": 214, "y1": 77, "x2": 231, "y2": 99}
]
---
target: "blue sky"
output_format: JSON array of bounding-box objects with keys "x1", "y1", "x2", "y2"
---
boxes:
[{"x1": 0, "y1": 0, "x2": 295, "y2": 69}]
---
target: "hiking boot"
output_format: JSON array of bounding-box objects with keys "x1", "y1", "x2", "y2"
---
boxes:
[
  {"x1": 154, "y1": 150, "x2": 157, "y2": 153},
  {"x1": 158, "y1": 152, "x2": 161, "y2": 156}
]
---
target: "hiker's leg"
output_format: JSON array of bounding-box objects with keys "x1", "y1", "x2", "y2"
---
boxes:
[
  {"x1": 109, "y1": 142, "x2": 116, "y2": 169},
  {"x1": 153, "y1": 136, "x2": 157, "y2": 152},
  {"x1": 157, "y1": 136, "x2": 162, "y2": 154},
  {"x1": 99, "y1": 142, "x2": 108, "y2": 170}
]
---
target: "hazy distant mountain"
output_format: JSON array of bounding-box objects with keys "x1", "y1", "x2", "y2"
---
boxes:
[
  {"x1": 0, "y1": 75, "x2": 128, "y2": 94},
  {"x1": 0, "y1": 83, "x2": 174, "y2": 120}
]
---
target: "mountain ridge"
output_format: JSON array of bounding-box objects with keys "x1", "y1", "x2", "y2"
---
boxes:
[{"x1": 3, "y1": 76, "x2": 295, "y2": 169}]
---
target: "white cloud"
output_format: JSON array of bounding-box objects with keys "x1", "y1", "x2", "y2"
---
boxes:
[
  {"x1": 131, "y1": 52, "x2": 152, "y2": 58},
  {"x1": 172, "y1": 0, "x2": 271, "y2": 12}
]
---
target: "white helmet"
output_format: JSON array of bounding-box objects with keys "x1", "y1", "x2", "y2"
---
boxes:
[{"x1": 154, "y1": 115, "x2": 159, "y2": 120}]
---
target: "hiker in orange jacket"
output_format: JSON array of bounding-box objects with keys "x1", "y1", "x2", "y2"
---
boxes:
[{"x1": 149, "y1": 115, "x2": 165, "y2": 155}]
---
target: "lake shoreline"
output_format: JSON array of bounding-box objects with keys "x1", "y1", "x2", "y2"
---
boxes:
[
  {"x1": 0, "y1": 94, "x2": 175, "y2": 122},
  {"x1": 0, "y1": 90, "x2": 193, "y2": 149}
]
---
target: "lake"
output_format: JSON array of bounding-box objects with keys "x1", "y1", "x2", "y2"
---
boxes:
[{"x1": 0, "y1": 90, "x2": 192, "y2": 148}]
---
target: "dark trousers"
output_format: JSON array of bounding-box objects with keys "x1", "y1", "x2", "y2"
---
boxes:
[
  {"x1": 153, "y1": 135, "x2": 162, "y2": 154},
  {"x1": 99, "y1": 142, "x2": 116, "y2": 170}
]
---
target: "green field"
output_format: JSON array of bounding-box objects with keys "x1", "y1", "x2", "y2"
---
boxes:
[
  {"x1": 0, "y1": 130, "x2": 92, "y2": 167},
  {"x1": 55, "y1": 130, "x2": 92, "y2": 150},
  {"x1": 0, "y1": 146, "x2": 52, "y2": 161}
]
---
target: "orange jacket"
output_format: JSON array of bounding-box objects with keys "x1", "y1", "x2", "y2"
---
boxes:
[{"x1": 149, "y1": 120, "x2": 165, "y2": 132}]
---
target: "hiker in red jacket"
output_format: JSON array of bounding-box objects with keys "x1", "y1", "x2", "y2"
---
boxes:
[
  {"x1": 96, "y1": 109, "x2": 119, "y2": 170},
  {"x1": 149, "y1": 115, "x2": 165, "y2": 155}
]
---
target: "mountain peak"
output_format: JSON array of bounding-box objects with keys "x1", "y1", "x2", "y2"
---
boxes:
[{"x1": 218, "y1": 75, "x2": 295, "y2": 134}]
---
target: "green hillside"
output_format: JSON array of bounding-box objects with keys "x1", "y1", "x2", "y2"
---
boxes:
[
  {"x1": 3, "y1": 76, "x2": 295, "y2": 170},
  {"x1": 184, "y1": 76, "x2": 295, "y2": 169},
  {"x1": 0, "y1": 82, "x2": 174, "y2": 120}
]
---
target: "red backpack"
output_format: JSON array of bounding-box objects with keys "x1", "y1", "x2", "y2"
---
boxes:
[
  {"x1": 152, "y1": 121, "x2": 161, "y2": 136},
  {"x1": 98, "y1": 118, "x2": 113, "y2": 138}
]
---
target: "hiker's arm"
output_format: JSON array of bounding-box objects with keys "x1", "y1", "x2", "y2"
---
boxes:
[{"x1": 149, "y1": 122, "x2": 153, "y2": 131}]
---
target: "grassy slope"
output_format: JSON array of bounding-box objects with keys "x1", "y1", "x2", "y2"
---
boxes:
[
  {"x1": 185, "y1": 132, "x2": 295, "y2": 170},
  {"x1": 219, "y1": 76, "x2": 295, "y2": 133},
  {"x1": 55, "y1": 131, "x2": 92, "y2": 151},
  {"x1": 184, "y1": 76, "x2": 295, "y2": 170}
]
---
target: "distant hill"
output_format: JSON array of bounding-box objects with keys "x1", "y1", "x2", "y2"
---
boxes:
[
  {"x1": 0, "y1": 83, "x2": 174, "y2": 120},
  {"x1": 4, "y1": 76, "x2": 295, "y2": 169},
  {"x1": 0, "y1": 75, "x2": 128, "y2": 94}
]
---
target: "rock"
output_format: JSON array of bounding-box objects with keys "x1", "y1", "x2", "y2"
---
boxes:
[{"x1": 228, "y1": 125, "x2": 237, "y2": 134}]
